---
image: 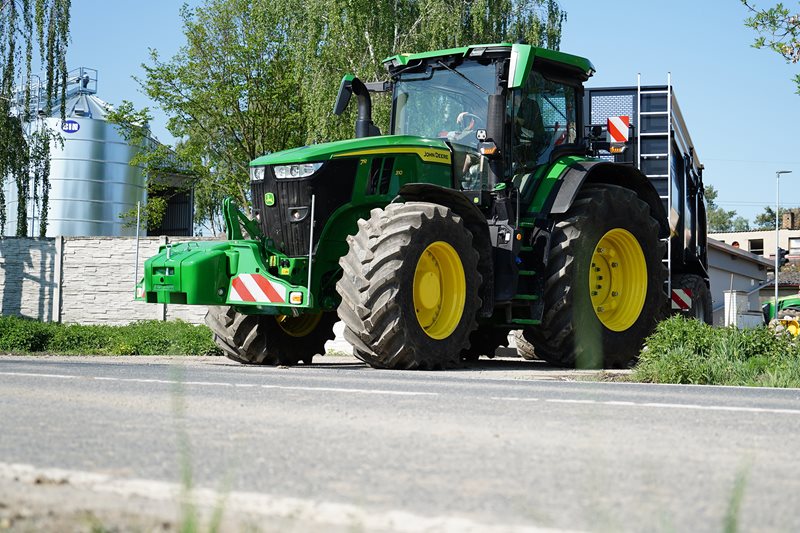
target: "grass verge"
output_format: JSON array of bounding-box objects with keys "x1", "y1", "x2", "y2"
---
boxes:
[
  {"x1": 632, "y1": 316, "x2": 800, "y2": 387},
  {"x1": 0, "y1": 316, "x2": 220, "y2": 356}
]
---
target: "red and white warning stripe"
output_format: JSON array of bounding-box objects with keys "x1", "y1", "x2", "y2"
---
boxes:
[
  {"x1": 671, "y1": 288, "x2": 693, "y2": 310},
  {"x1": 135, "y1": 286, "x2": 145, "y2": 299},
  {"x1": 606, "y1": 116, "x2": 630, "y2": 143},
  {"x1": 229, "y1": 273, "x2": 286, "y2": 304}
]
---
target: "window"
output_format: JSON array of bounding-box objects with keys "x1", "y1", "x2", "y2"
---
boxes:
[
  {"x1": 749, "y1": 239, "x2": 764, "y2": 255},
  {"x1": 789, "y1": 238, "x2": 800, "y2": 256},
  {"x1": 510, "y1": 71, "x2": 578, "y2": 173},
  {"x1": 393, "y1": 61, "x2": 496, "y2": 150}
]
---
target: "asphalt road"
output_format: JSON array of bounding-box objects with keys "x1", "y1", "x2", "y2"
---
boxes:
[{"x1": 1, "y1": 354, "x2": 799, "y2": 532}]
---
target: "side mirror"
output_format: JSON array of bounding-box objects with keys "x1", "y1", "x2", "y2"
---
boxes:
[{"x1": 333, "y1": 75, "x2": 355, "y2": 116}]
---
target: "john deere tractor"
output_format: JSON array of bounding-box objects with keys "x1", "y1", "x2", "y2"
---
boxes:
[{"x1": 138, "y1": 43, "x2": 671, "y2": 369}]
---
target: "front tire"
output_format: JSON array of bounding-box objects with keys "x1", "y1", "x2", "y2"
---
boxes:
[
  {"x1": 521, "y1": 185, "x2": 667, "y2": 368},
  {"x1": 337, "y1": 202, "x2": 481, "y2": 369},
  {"x1": 205, "y1": 306, "x2": 337, "y2": 365}
]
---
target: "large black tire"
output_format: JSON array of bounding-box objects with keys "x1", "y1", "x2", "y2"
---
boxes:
[
  {"x1": 513, "y1": 330, "x2": 537, "y2": 360},
  {"x1": 521, "y1": 185, "x2": 667, "y2": 369},
  {"x1": 205, "y1": 306, "x2": 337, "y2": 365},
  {"x1": 671, "y1": 274, "x2": 712, "y2": 324},
  {"x1": 337, "y1": 202, "x2": 481, "y2": 369},
  {"x1": 461, "y1": 326, "x2": 509, "y2": 362}
]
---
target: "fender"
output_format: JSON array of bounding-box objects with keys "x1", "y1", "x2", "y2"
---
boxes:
[
  {"x1": 398, "y1": 183, "x2": 494, "y2": 317},
  {"x1": 549, "y1": 161, "x2": 670, "y2": 239}
]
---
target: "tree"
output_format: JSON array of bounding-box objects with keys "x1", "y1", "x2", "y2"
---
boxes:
[
  {"x1": 124, "y1": 0, "x2": 567, "y2": 231},
  {"x1": 706, "y1": 185, "x2": 750, "y2": 231},
  {"x1": 0, "y1": 0, "x2": 70, "y2": 236},
  {"x1": 742, "y1": 1, "x2": 800, "y2": 93}
]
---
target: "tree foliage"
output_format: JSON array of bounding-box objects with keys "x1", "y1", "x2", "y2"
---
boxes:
[
  {"x1": 121, "y1": 0, "x2": 567, "y2": 232},
  {"x1": 743, "y1": 1, "x2": 800, "y2": 93},
  {"x1": 0, "y1": 0, "x2": 70, "y2": 236},
  {"x1": 706, "y1": 185, "x2": 750, "y2": 232}
]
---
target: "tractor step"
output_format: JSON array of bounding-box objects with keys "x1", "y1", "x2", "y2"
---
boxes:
[
  {"x1": 514, "y1": 294, "x2": 539, "y2": 301},
  {"x1": 518, "y1": 270, "x2": 536, "y2": 276},
  {"x1": 520, "y1": 246, "x2": 533, "y2": 252},
  {"x1": 510, "y1": 318, "x2": 541, "y2": 325}
]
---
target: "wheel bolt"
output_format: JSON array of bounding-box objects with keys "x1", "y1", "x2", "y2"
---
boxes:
[
  {"x1": 611, "y1": 262, "x2": 619, "y2": 268},
  {"x1": 591, "y1": 291, "x2": 598, "y2": 296},
  {"x1": 597, "y1": 306, "x2": 605, "y2": 312},
  {"x1": 611, "y1": 291, "x2": 619, "y2": 297}
]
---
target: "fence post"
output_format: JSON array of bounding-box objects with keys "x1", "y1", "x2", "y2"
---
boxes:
[
  {"x1": 52, "y1": 236, "x2": 64, "y2": 323},
  {"x1": 159, "y1": 235, "x2": 168, "y2": 321}
]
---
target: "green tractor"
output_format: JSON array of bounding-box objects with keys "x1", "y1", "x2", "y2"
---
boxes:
[{"x1": 137, "y1": 43, "x2": 672, "y2": 369}]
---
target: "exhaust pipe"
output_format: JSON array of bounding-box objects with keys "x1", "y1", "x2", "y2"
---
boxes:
[{"x1": 333, "y1": 75, "x2": 379, "y2": 138}]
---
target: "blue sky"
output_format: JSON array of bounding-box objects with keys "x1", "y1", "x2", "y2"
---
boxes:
[{"x1": 65, "y1": 0, "x2": 799, "y2": 223}]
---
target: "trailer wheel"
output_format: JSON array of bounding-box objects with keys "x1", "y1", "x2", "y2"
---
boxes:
[
  {"x1": 672, "y1": 274, "x2": 712, "y2": 324},
  {"x1": 337, "y1": 202, "x2": 481, "y2": 369},
  {"x1": 521, "y1": 185, "x2": 667, "y2": 368},
  {"x1": 205, "y1": 306, "x2": 336, "y2": 365},
  {"x1": 461, "y1": 326, "x2": 509, "y2": 362}
]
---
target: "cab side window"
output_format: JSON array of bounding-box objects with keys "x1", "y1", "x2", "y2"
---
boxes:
[{"x1": 511, "y1": 71, "x2": 577, "y2": 172}]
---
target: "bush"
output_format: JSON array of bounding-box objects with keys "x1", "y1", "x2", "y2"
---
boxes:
[
  {"x1": 0, "y1": 316, "x2": 220, "y2": 356},
  {"x1": 633, "y1": 316, "x2": 800, "y2": 387}
]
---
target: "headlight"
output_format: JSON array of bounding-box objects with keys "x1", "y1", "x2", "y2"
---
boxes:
[
  {"x1": 274, "y1": 162, "x2": 323, "y2": 179},
  {"x1": 250, "y1": 166, "x2": 265, "y2": 181}
]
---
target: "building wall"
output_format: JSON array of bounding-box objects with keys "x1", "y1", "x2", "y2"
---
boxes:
[
  {"x1": 0, "y1": 236, "x2": 210, "y2": 325},
  {"x1": 707, "y1": 238, "x2": 772, "y2": 326},
  {"x1": 710, "y1": 229, "x2": 800, "y2": 261},
  {"x1": 0, "y1": 238, "x2": 57, "y2": 321}
]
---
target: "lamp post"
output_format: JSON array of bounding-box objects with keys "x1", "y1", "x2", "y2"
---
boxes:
[{"x1": 776, "y1": 170, "x2": 793, "y2": 313}]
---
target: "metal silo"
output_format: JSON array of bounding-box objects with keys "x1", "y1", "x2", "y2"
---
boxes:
[{"x1": 4, "y1": 68, "x2": 146, "y2": 237}]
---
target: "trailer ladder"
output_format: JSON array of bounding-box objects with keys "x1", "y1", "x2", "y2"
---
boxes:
[{"x1": 637, "y1": 73, "x2": 673, "y2": 296}]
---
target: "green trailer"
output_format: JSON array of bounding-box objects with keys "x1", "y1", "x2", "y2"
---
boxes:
[{"x1": 137, "y1": 42, "x2": 691, "y2": 369}]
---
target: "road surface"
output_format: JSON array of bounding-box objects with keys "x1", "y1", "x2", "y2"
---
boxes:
[{"x1": 1, "y1": 354, "x2": 799, "y2": 532}]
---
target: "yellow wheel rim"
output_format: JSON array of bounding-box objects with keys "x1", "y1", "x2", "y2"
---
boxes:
[
  {"x1": 589, "y1": 228, "x2": 647, "y2": 332},
  {"x1": 276, "y1": 313, "x2": 322, "y2": 338},
  {"x1": 413, "y1": 241, "x2": 466, "y2": 339}
]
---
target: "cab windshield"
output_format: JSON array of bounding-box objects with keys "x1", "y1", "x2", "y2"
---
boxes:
[{"x1": 392, "y1": 61, "x2": 497, "y2": 150}]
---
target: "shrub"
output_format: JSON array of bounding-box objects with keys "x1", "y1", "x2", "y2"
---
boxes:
[
  {"x1": 0, "y1": 316, "x2": 56, "y2": 352},
  {"x1": 0, "y1": 316, "x2": 220, "y2": 356},
  {"x1": 633, "y1": 316, "x2": 800, "y2": 387}
]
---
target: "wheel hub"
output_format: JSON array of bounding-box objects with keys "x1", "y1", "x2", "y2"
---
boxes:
[
  {"x1": 589, "y1": 229, "x2": 647, "y2": 332},
  {"x1": 413, "y1": 241, "x2": 466, "y2": 340}
]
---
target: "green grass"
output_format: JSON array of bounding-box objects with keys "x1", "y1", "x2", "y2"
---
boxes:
[
  {"x1": 632, "y1": 316, "x2": 800, "y2": 387},
  {"x1": 0, "y1": 316, "x2": 221, "y2": 356}
]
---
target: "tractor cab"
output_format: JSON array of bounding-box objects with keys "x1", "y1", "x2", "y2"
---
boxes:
[{"x1": 383, "y1": 44, "x2": 594, "y2": 196}]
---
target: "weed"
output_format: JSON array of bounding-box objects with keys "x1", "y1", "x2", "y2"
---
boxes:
[{"x1": 633, "y1": 316, "x2": 800, "y2": 387}]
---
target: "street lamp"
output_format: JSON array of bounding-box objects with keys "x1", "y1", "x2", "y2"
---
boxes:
[{"x1": 776, "y1": 170, "x2": 793, "y2": 313}]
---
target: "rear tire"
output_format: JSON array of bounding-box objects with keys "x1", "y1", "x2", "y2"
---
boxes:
[
  {"x1": 205, "y1": 306, "x2": 337, "y2": 365},
  {"x1": 672, "y1": 274, "x2": 712, "y2": 324},
  {"x1": 521, "y1": 185, "x2": 667, "y2": 368},
  {"x1": 337, "y1": 202, "x2": 481, "y2": 369}
]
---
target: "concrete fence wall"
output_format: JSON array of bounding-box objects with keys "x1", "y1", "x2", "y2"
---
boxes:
[{"x1": 0, "y1": 236, "x2": 212, "y2": 325}]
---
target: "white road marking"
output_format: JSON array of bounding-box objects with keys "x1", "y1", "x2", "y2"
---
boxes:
[
  {"x1": 2, "y1": 371, "x2": 798, "y2": 412},
  {"x1": 0, "y1": 461, "x2": 575, "y2": 533},
  {"x1": 490, "y1": 396, "x2": 800, "y2": 415},
  {"x1": 0, "y1": 371, "x2": 437, "y2": 397}
]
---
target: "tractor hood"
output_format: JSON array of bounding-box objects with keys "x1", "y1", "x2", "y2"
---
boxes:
[{"x1": 250, "y1": 135, "x2": 451, "y2": 166}]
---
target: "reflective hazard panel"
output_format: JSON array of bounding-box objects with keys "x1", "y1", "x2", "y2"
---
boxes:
[{"x1": 606, "y1": 116, "x2": 630, "y2": 143}]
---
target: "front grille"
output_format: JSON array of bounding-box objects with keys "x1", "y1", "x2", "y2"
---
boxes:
[{"x1": 251, "y1": 160, "x2": 358, "y2": 257}]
